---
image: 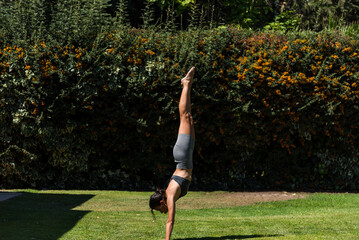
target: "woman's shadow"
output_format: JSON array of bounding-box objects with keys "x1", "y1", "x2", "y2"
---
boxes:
[{"x1": 174, "y1": 234, "x2": 283, "y2": 240}]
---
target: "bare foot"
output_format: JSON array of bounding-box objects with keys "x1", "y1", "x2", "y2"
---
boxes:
[{"x1": 181, "y1": 67, "x2": 195, "y2": 86}]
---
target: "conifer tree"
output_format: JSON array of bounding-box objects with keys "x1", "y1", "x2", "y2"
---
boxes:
[
  {"x1": 114, "y1": 0, "x2": 130, "y2": 28},
  {"x1": 0, "y1": 0, "x2": 47, "y2": 44},
  {"x1": 50, "y1": 0, "x2": 111, "y2": 45},
  {"x1": 142, "y1": 0, "x2": 155, "y2": 29}
]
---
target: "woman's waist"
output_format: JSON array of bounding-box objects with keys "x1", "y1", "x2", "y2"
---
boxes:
[{"x1": 173, "y1": 169, "x2": 192, "y2": 181}]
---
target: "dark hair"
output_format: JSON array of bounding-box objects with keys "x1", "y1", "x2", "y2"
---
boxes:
[{"x1": 149, "y1": 188, "x2": 166, "y2": 217}]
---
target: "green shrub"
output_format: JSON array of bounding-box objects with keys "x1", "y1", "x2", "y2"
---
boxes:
[
  {"x1": 264, "y1": 11, "x2": 301, "y2": 32},
  {"x1": 1, "y1": 0, "x2": 359, "y2": 191}
]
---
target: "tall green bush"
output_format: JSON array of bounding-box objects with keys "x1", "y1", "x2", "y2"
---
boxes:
[{"x1": 1, "y1": 0, "x2": 359, "y2": 190}]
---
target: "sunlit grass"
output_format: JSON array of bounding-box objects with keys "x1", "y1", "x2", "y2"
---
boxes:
[{"x1": 1, "y1": 190, "x2": 359, "y2": 239}]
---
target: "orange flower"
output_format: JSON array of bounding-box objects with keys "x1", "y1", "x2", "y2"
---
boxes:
[
  {"x1": 32, "y1": 108, "x2": 39, "y2": 115},
  {"x1": 145, "y1": 50, "x2": 155, "y2": 56},
  {"x1": 297, "y1": 72, "x2": 306, "y2": 80},
  {"x1": 342, "y1": 47, "x2": 352, "y2": 53},
  {"x1": 40, "y1": 41, "x2": 47, "y2": 48},
  {"x1": 134, "y1": 58, "x2": 142, "y2": 65}
]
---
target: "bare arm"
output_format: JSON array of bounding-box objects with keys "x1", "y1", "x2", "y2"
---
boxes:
[{"x1": 165, "y1": 197, "x2": 175, "y2": 240}]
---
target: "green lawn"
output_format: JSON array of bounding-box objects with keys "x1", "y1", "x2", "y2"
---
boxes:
[{"x1": 0, "y1": 190, "x2": 359, "y2": 240}]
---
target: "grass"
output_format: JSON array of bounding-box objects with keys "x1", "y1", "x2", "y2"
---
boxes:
[{"x1": 0, "y1": 190, "x2": 359, "y2": 239}]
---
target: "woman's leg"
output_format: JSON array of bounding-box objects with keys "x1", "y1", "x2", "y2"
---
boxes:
[{"x1": 178, "y1": 67, "x2": 195, "y2": 139}]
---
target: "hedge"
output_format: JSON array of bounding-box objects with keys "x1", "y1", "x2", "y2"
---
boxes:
[{"x1": 1, "y1": 26, "x2": 359, "y2": 191}]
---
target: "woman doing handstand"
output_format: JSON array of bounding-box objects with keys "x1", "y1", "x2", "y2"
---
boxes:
[{"x1": 149, "y1": 67, "x2": 196, "y2": 240}]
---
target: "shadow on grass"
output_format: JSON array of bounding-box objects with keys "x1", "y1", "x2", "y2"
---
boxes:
[
  {"x1": 0, "y1": 192, "x2": 94, "y2": 240},
  {"x1": 174, "y1": 235, "x2": 283, "y2": 240}
]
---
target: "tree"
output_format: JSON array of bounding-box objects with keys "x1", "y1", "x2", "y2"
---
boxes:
[{"x1": 278, "y1": 0, "x2": 359, "y2": 31}]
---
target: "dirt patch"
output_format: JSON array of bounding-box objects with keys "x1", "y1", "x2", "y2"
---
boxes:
[
  {"x1": 75, "y1": 191, "x2": 308, "y2": 211},
  {"x1": 177, "y1": 191, "x2": 308, "y2": 209}
]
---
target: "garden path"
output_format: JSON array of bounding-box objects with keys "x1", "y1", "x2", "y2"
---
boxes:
[{"x1": 0, "y1": 191, "x2": 22, "y2": 202}]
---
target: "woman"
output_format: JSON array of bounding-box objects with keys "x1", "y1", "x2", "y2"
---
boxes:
[{"x1": 149, "y1": 67, "x2": 196, "y2": 240}]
